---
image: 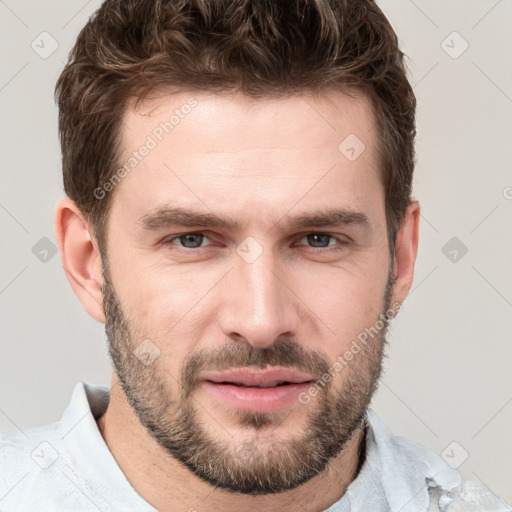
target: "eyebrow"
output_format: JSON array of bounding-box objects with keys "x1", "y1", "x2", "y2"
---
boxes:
[{"x1": 139, "y1": 206, "x2": 370, "y2": 233}]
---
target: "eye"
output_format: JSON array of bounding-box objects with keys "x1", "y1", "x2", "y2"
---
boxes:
[
  {"x1": 296, "y1": 233, "x2": 349, "y2": 250},
  {"x1": 163, "y1": 232, "x2": 213, "y2": 249}
]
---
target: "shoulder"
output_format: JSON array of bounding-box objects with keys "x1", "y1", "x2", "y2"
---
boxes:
[
  {"x1": 0, "y1": 382, "x2": 113, "y2": 511},
  {"x1": 0, "y1": 422, "x2": 74, "y2": 509},
  {"x1": 364, "y1": 410, "x2": 510, "y2": 511},
  {"x1": 0, "y1": 419, "x2": 62, "y2": 474}
]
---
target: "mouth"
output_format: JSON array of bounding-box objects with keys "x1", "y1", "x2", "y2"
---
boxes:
[
  {"x1": 200, "y1": 368, "x2": 315, "y2": 413},
  {"x1": 208, "y1": 380, "x2": 300, "y2": 388},
  {"x1": 202, "y1": 367, "x2": 315, "y2": 388}
]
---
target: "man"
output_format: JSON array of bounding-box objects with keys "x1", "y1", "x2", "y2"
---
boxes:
[{"x1": 0, "y1": 0, "x2": 508, "y2": 510}]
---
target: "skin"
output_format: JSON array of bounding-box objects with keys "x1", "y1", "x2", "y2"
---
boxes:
[{"x1": 55, "y1": 90, "x2": 420, "y2": 511}]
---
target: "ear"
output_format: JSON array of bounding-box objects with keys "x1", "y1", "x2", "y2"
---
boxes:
[
  {"x1": 391, "y1": 200, "x2": 420, "y2": 306},
  {"x1": 55, "y1": 197, "x2": 105, "y2": 323}
]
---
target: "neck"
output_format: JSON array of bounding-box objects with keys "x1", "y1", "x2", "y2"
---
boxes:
[{"x1": 97, "y1": 377, "x2": 367, "y2": 512}]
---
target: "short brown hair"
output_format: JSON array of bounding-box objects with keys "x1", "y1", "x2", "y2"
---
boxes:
[{"x1": 55, "y1": 0, "x2": 416, "y2": 254}]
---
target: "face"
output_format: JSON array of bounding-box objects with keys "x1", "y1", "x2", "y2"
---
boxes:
[{"x1": 101, "y1": 90, "x2": 396, "y2": 494}]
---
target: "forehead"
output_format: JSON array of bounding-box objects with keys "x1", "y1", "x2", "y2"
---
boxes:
[
  {"x1": 110, "y1": 90, "x2": 383, "y2": 231},
  {"x1": 122, "y1": 89, "x2": 377, "y2": 156}
]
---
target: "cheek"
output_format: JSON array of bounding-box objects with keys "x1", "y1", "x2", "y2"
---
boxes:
[
  {"x1": 113, "y1": 263, "x2": 219, "y2": 348},
  {"x1": 297, "y1": 263, "x2": 389, "y2": 349}
]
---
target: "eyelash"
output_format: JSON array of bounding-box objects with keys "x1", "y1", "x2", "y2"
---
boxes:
[{"x1": 162, "y1": 232, "x2": 350, "y2": 252}]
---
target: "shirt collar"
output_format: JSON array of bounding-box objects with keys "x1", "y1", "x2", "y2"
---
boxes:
[
  {"x1": 57, "y1": 381, "x2": 156, "y2": 510},
  {"x1": 327, "y1": 409, "x2": 462, "y2": 511}
]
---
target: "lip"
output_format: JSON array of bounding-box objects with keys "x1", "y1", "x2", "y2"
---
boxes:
[
  {"x1": 201, "y1": 367, "x2": 314, "y2": 387},
  {"x1": 200, "y1": 367, "x2": 315, "y2": 413}
]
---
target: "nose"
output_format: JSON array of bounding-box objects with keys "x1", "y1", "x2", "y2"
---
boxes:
[{"x1": 217, "y1": 247, "x2": 301, "y2": 349}]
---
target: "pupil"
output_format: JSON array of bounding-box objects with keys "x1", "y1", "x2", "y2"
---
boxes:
[{"x1": 308, "y1": 234, "x2": 330, "y2": 247}]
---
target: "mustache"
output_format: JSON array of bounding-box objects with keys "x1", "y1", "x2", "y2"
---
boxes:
[{"x1": 181, "y1": 337, "x2": 331, "y2": 398}]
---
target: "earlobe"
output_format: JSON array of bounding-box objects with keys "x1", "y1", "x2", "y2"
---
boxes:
[
  {"x1": 55, "y1": 198, "x2": 106, "y2": 323},
  {"x1": 390, "y1": 200, "x2": 420, "y2": 306}
]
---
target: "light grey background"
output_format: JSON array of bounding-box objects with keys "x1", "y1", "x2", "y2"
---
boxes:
[{"x1": 1, "y1": 0, "x2": 511, "y2": 505}]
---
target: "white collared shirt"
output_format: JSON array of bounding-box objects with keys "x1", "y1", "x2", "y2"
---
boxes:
[{"x1": 0, "y1": 382, "x2": 509, "y2": 511}]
